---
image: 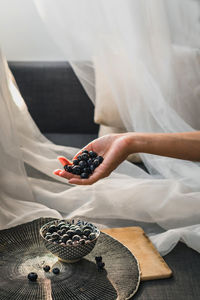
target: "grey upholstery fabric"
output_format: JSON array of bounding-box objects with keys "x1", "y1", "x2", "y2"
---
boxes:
[
  {"x1": 9, "y1": 61, "x2": 99, "y2": 134},
  {"x1": 8, "y1": 62, "x2": 200, "y2": 300},
  {"x1": 45, "y1": 133, "x2": 98, "y2": 149}
]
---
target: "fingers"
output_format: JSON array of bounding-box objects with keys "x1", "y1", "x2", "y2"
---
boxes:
[
  {"x1": 68, "y1": 175, "x2": 99, "y2": 185},
  {"x1": 53, "y1": 156, "x2": 73, "y2": 180},
  {"x1": 57, "y1": 156, "x2": 73, "y2": 166},
  {"x1": 68, "y1": 176, "x2": 99, "y2": 185},
  {"x1": 53, "y1": 169, "x2": 63, "y2": 176},
  {"x1": 54, "y1": 144, "x2": 106, "y2": 185},
  {"x1": 53, "y1": 169, "x2": 80, "y2": 180}
]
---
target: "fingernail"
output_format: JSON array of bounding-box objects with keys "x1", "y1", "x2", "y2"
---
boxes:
[
  {"x1": 59, "y1": 171, "x2": 65, "y2": 177},
  {"x1": 53, "y1": 169, "x2": 61, "y2": 175}
]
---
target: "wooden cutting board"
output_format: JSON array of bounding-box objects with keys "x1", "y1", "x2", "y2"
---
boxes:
[{"x1": 102, "y1": 227, "x2": 172, "y2": 281}]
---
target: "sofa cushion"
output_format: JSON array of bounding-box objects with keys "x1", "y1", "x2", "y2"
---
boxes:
[
  {"x1": 9, "y1": 61, "x2": 99, "y2": 134},
  {"x1": 45, "y1": 133, "x2": 98, "y2": 149}
]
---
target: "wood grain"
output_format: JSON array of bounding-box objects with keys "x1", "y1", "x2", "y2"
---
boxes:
[{"x1": 102, "y1": 227, "x2": 172, "y2": 281}]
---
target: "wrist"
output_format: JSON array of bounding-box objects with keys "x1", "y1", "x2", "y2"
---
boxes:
[{"x1": 123, "y1": 132, "x2": 150, "y2": 155}]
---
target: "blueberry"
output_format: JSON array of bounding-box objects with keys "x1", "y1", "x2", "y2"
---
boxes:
[
  {"x1": 62, "y1": 234, "x2": 69, "y2": 243},
  {"x1": 61, "y1": 228, "x2": 67, "y2": 235},
  {"x1": 77, "y1": 155, "x2": 82, "y2": 162},
  {"x1": 60, "y1": 242, "x2": 66, "y2": 246},
  {"x1": 97, "y1": 262, "x2": 105, "y2": 271},
  {"x1": 73, "y1": 241, "x2": 79, "y2": 245},
  {"x1": 60, "y1": 225, "x2": 67, "y2": 231},
  {"x1": 64, "y1": 165, "x2": 73, "y2": 173},
  {"x1": 95, "y1": 256, "x2": 102, "y2": 262},
  {"x1": 79, "y1": 160, "x2": 87, "y2": 168},
  {"x1": 72, "y1": 235, "x2": 81, "y2": 241},
  {"x1": 57, "y1": 221, "x2": 66, "y2": 229},
  {"x1": 88, "y1": 233, "x2": 96, "y2": 240},
  {"x1": 82, "y1": 150, "x2": 89, "y2": 154},
  {"x1": 89, "y1": 151, "x2": 97, "y2": 158},
  {"x1": 45, "y1": 232, "x2": 52, "y2": 237},
  {"x1": 89, "y1": 165, "x2": 95, "y2": 172},
  {"x1": 97, "y1": 156, "x2": 104, "y2": 164},
  {"x1": 67, "y1": 230, "x2": 75, "y2": 238},
  {"x1": 74, "y1": 225, "x2": 81, "y2": 229},
  {"x1": 28, "y1": 272, "x2": 38, "y2": 281},
  {"x1": 73, "y1": 159, "x2": 79, "y2": 165},
  {"x1": 83, "y1": 167, "x2": 91, "y2": 174},
  {"x1": 87, "y1": 223, "x2": 94, "y2": 228},
  {"x1": 81, "y1": 153, "x2": 89, "y2": 161},
  {"x1": 83, "y1": 229, "x2": 92, "y2": 237},
  {"x1": 51, "y1": 232, "x2": 60, "y2": 241},
  {"x1": 74, "y1": 229, "x2": 82, "y2": 236},
  {"x1": 48, "y1": 225, "x2": 57, "y2": 234},
  {"x1": 81, "y1": 173, "x2": 89, "y2": 179},
  {"x1": 45, "y1": 235, "x2": 52, "y2": 240},
  {"x1": 93, "y1": 159, "x2": 99, "y2": 168},
  {"x1": 45, "y1": 232, "x2": 52, "y2": 238},
  {"x1": 57, "y1": 230, "x2": 63, "y2": 236},
  {"x1": 87, "y1": 158, "x2": 93, "y2": 166},
  {"x1": 69, "y1": 225, "x2": 76, "y2": 230},
  {"x1": 83, "y1": 224, "x2": 94, "y2": 230},
  {"x1": 72, "y1": 166, "x2": 81, "y2": 175},
  {"x1": 79, "y1": 239, "x2": 86, "y2": 245},
  {"x1": 52, "y1": 268, "x2": 60, "y2": 275},
  {"x1": 43, "y1": 265, "x2": 50, "y2": 272},
  {"x1": 66, "y1": 239, "x2": 73, "y2": 245}
]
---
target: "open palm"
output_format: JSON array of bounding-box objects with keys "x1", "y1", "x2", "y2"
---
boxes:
[{"x1": 54, "y1": 133, "x2": 130, "y2": 185}]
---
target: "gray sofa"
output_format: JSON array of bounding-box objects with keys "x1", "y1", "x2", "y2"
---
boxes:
[{"x1": 9, "y1": 61, "x2": 200, "y2": 300}]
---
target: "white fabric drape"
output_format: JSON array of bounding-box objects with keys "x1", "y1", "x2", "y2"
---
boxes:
[{"x1": 0, "y1": 0, "x2": 200, "y2": 256}]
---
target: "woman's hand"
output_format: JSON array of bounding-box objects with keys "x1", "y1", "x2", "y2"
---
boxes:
[
  {"x1": 54, "y1": 130, "x2": 200, "y2": 185},
  {"x1": 53, "y1": 133, "x2": 131, "y2": 185}
]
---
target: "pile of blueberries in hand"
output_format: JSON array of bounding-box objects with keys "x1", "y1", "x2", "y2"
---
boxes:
[
  {"x1": 44, "y1": 220, "x2": 97, "y2": 246},
  {"x1": 64, "y1": 150, "x2": 104, "y2": 179}
]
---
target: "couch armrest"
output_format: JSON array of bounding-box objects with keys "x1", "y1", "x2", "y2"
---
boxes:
[{"x1": 8, "y1": 61, "x2": 99, "y2": 134}]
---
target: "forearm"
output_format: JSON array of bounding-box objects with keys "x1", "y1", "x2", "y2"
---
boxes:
[{"x1": 125, "y1": 131, "x2": 200, "y2": 162}]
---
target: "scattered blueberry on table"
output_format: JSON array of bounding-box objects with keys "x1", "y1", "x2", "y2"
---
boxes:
[
  {"x1": 28, "y1": 272, "x2": 38, "y2": 281},
  {"x1": 52, "y1": 267, "x2": 60, "y2": 275},
  {"x1": 43, "y1": 265, "x2": 50, "y2": 272},
  {"x1": 95, "y1": 256, "x2": 105, "y2": 271},
  {"x1": 95, "y1": 256, "x2": 102, "y2": 263},
  {"x1": 97, "y1": 262, "x2": 105, "y2": 271},
  {"x1": 64, "y1": 150, "x2": 104, "y2": 179}
]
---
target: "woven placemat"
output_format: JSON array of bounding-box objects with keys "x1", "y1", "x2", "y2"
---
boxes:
[{"x1": 0, "y1": 218, "x2": 140, "y2": 300}]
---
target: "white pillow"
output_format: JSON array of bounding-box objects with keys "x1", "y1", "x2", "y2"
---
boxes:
[
  {"x1": 94, "y1": 53, "x2": 141, "y2": 163},
  {"x1": 94, "y1": 53, "x2": 126, "y2": 130}
]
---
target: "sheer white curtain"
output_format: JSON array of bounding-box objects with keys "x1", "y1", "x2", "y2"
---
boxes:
[{"x1": 0, "y1": 0, "x2": 200, "y2": 255}]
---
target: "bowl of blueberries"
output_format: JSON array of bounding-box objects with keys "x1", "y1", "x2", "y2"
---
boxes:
[{"x1": 40, "y1": 219, "x2": 100, "y2": 263}]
